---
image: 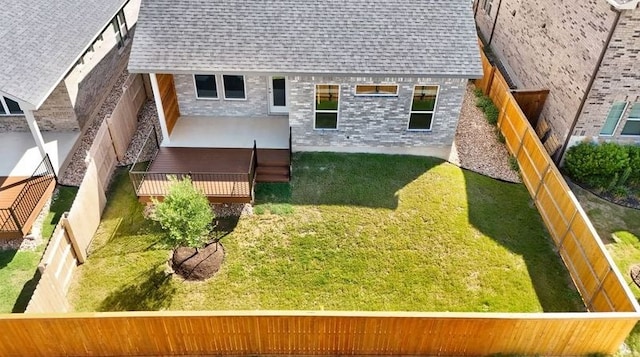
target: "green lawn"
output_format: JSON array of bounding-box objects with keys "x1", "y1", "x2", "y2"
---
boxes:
[
  {"x1": 571, "y1": 183, "x2": 640, "y2": 355},
  {"x1": 69, "y1": 153, "x2": 583, "y2": 312},
  {"x1": 0, "y1": 185, "x2": 77, "y2": 313}
]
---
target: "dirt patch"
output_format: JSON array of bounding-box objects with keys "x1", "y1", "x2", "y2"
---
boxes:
[{"x1": 171, "y1": 242, "x2": 225, "y2": 281}]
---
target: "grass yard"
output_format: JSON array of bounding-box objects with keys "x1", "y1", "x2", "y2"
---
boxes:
[
  {"x1": 0, "y1": 185, "x2": 77, "y2": 313},
  {"x1": 571, "y1": 183, "x2": 640, "y2": 355},
  {"x1": 69, "y1": 153, "x2": 583, "y2": 313}
]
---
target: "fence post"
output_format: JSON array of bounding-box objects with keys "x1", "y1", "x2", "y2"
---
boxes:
[
  {"x1": 62, "y1": 214, "x2": 86, "y2": 264},
  {"x1": 587, "y1": 267, "x2": 614, "y2": 312},
  {"x1": 515, "y1": 126, "x2": 530, "y2": 160},
  {"x1": 533, "y1": 163, "x2": 551, "y2": 202},
  {"x1": 558, "y1": 209, "x2": 578, "y2": 250},
  {"x1": 485, "y1": 66, "x2": 496, "y2": 96}
]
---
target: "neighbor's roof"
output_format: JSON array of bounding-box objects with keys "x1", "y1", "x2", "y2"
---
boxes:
[
  {"x1": 0, "y1": 0, "x2": 128, "y2": 108},
  {"x1": 129, "y1": 0, "x2": 482, "y2": 78}
]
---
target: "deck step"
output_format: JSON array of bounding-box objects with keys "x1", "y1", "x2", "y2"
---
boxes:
[
  {"x1": 256, "y1": 174, "x2": 290, "y2": 183},
  {"x1": 257, "y1": 166, "x2": 289, "y2": 176}
]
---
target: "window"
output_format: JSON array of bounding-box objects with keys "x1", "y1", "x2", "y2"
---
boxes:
[
  {"x1": 223, "y1": 75, "x2": 246, "y2": 100},
  {"x1": 0, "y1": 96, "x2": 23, "y2": 115},
  {"x1": 600, "y1": 102, "x2": 627, "y2": 136},
  {"x1": 112, "y1": 9, "x2": 129, "y2": 48},
  {"x1": 408, "y1": 85, "x2": 438, "y2": 130},
  {"x1": 314, "y1": 85, "x2": 339, "y2": 130},
  {"x1": 194, "y1": 75, "x2": 218, "y2": 99},
  {"x1": 354, "y1": 84, "x2": 398, "y2": 96},
  {"x1": 482, "y1": 0, "x2": 494, "y2": 15},
  {"x1": 621, "y1": 103, "x2": 640, "y2": 136}
]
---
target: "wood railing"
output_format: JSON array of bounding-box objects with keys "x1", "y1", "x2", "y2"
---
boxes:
[
  {"x1": 289, "y1": 126, "x2": 293, "y2": 179},
  {"x1": 129, "y1": 128, "x2": 256, "y2": 200},
  {"x1": 0, "y1": 155, "x2": 56, "y2": 235}
]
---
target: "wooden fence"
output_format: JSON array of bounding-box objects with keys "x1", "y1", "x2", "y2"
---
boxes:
[
  {"x1": 107, "y1": 74, "x2": 147, "y2": 160},
  {"x1": 24, "y1": 74, "x2": 147, "y2": 313},
  {"x1": 476, "y1": 48, "x2": 639, "y2": 313},
  {"x1": 3, "y1": 62, "x2": 640, "y2": 356},
  {"x1": 1, "y1": 311, "x2": 639, "y2": 356}
]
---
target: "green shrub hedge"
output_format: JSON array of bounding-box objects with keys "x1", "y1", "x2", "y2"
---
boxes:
[{"x1": 564, "y1": 141, "x2": 640, "y2": 190}]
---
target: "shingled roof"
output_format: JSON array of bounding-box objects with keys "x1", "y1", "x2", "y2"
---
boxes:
[
  {"x1": 0, "y1": 0, "x2": 127, "y2": 108},
  {"x1": 129, "y1": 0, "x2": 482, "y2": 78}
]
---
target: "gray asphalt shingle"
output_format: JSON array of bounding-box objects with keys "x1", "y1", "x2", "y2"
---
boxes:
[
  {"x1": 0, "y1": 0, "x2": 127, "y2": 107},
  {"x1": 129, "y1": 0, "x2": 482, "y2": 78}
]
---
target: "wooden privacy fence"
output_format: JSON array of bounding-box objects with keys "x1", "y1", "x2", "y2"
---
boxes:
[
  {"x1": 0, "y1": 311, "x2": 639, "y2": 356},
  {"x1": 107, "y1": 73, "x2": 147, "y2": 160},
  {"x1": 476, "y1": 48, "x2": 639, "y2": 313},
  {"x1": 25, "y1": 219, "x2": 78, "y2": 313},
  {"x1": 24, "y1": 74, "x2": 147, "y2": 314},
  {"x1": 4, "y1": 58, "x2": 640, "y2": 357}
]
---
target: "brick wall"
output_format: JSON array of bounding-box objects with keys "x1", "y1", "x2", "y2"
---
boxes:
[
  {"x1": 574, "y1": 9, "x2": 640, "y2": 143},
  {"x1": 475, "y1": 0, "x2": 617, "y2": 143},
  {"x1": 174, "y1": 74, "x2": 269, "y2": 117},
  {"x1": 289, "y1": 76, "x2": 467, "y2": 157}
]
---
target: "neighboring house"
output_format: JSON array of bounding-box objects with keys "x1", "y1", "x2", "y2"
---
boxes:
[
  {"x1": 0, "y1": 0, "x2": 139, "y2": 167},
  {"x1": 126, "y1": 0, "x2": 482, "y2": 202},
  {"x1": 475, "y1": 0, "x2": 640, "y2": 160},
  {"x1": 0, "y1": 0, "x2": 139, "y2": 239}
]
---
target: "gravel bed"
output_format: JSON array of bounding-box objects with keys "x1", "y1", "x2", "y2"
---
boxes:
[
  {"x1": 453, "y1": 83, "x2": 521, "y2": 183},
  {"x1": 119, "y1": 100, "x2": 161, "y2": 166},
  {"x1": 59, "y1": 69, "x2": 131, "y2": 186}
]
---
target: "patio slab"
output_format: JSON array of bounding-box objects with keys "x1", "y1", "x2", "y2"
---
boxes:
[{"x1": 0, "y1": 132, "x2": 80, "y2": 176}]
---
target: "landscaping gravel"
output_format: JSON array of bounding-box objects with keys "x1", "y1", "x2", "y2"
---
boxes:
[
  {"x1": 59, "y1": 69, "x2": 131, "y2": 187},
  {"x1": 453, "y1": 83, "x2": 521, "y2": 183},
  {"x1": 119, "y1": 100, "x2": 162, "y2": 166}
]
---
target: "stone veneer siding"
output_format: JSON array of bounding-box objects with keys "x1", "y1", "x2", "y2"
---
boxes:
[
  {"x1": 574, "y1": 9, "x2": 640, "y2": 144},
  {"x1": 475, "y1": 0, "x2": 617, "y2": 143},
  {"x1": 174, "y1": 74, "x2": 269, "y2": 117},
  {"x1": 289, "y1": 76, "x2": 467, "y2": 152}
]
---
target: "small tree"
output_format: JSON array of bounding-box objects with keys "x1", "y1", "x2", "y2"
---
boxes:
[{"x1": 151, "y1": 176, "x2": 213, "y2": 249}]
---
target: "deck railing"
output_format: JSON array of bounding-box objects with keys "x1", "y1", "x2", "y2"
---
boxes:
[
  {"x1": 129, "y1": 128, "x2": 256, "y2": 200},
  {"x1": 288, "y1": 126, "x2": 292, "y2": 179},
  {"x1": 0, "y1": 154, "x2": 56, "y2": 234}
]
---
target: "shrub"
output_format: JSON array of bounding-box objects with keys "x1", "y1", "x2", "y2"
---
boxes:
[
  {"x1": 474, "y1": 88, "x2": 484, "y2": 97},
  {"x1": 564, "y1": 142, "x2": 630, "y2": 189},
  {"x1": 484, "y1": 103, "x2": 500, "y2": 125},
  {"x1": 509, "y1": 156, "x2": 519, "y2": 173},
  {"x1": 629, "y1": 145, "x2": 640, "y2": 184},
  {"x1": 476, "y1": 96, "x2": 492, "y2": 110},
  {"x1": 151, "y1": 176, "x2": 214, "y2": 249}
]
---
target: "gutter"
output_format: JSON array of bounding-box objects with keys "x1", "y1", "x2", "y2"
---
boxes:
[{"x1": 556, "y1": 7, "x2": 622, "y2": 164}]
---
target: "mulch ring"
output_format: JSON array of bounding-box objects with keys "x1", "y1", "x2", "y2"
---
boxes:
[{"x1": 171, "y1": 242, "x2": 225, "y2": 281}]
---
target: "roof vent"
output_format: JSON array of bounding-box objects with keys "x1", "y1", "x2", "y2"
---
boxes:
[{"x1": 605, "y1": 0, "x2": 640, "y2": 10}]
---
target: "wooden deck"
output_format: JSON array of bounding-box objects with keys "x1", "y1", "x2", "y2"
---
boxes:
[
  {"x1": 0, "y1": 176, "x2": 56, "y2": 239},
  {"x1": 133, "y1": 147, "x2": 290, "y2": 204}
]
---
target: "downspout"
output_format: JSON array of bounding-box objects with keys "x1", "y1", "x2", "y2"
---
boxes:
[
  {"x1": 556, "y1": 8, "x2": 621, "y2": 164},
  {"x1": 488, "y1": 0, "x2": 504, "y2": 45}
]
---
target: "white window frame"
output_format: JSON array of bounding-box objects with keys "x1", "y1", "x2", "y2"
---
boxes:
[
  {"x1": 600, "y1": 101, "x2": 628, "y2": 137},
  {"x1": 621, "y1": 103, "x2": 640, "y2": 137},
  {"x1": 222, "y1": 75, "x2": 247, "y2": 100},
  {"x1": 407, "y1": 85, "x2": 439, "y2": 132},
  {"x1": 0, "y1": 96, "x2": 23, "y2": 116},
  {"x1": 193, "y1": 74, "x2": 219, "y2": 100},
  {"x1": 354, "y1": 84, "x2": 399, "y2": 97},
  {"x1": 112, "y1": 9, "x2": 129, "y2": 49},
  {"x1": 314, "y1": 84, "x2": 340, "y2": 131}
]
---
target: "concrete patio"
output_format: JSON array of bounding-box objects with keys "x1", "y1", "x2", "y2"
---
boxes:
[{"x1": 0, "y1": 131, "x2": 79, "y2": 176}]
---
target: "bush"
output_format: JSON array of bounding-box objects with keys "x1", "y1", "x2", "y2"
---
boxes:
[
  {"x1": 564, "y1": 142, "x2": 630, "y2": 189},
  {"x1": 484, "y1": 103, "x2": 500, "y2": 125},
  {"x1": 629, "y1": 145, "x2": 640, "y2": 184},
  {"x1": 476, "y1": 96, "x2": 492, "y2": 110},
  {"x1": 474, "y1": 88, "x2": 484, "y2": 97},
  {"x1": 151, "y1": 176, "x2": 214, "y2": 249}
]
